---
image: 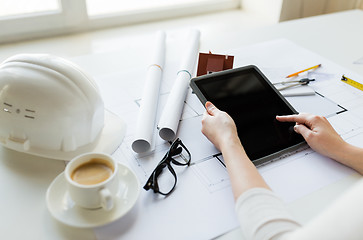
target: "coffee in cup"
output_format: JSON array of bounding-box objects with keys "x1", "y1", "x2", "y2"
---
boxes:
[
  {"x1": 65, "y1": 152, "x2": 120, "y2": 211},
  {"x1": 71, "y1": 158, "x2": 114, "y2": 185}
]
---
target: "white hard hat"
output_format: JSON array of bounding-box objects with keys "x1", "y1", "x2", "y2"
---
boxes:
[{"x1": 0, "y1": 54, "x2": 126, "y2": 160}]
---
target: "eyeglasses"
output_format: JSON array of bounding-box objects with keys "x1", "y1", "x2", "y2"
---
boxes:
[{"x1": 143, "y1": 138, "x2": 191, "y2": 196}]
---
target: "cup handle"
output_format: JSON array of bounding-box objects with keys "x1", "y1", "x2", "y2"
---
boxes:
[{"x1": 99, "y1": 188, "x2": 113, "y2": 211}]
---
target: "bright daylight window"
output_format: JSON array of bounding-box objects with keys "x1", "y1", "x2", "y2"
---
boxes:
[
  {"x1": 0, "y1": 0, "x2": 59, "y2": 18},
  {"x1": 87, "y1": 0, "x2": 218, "y2": 16},
  {"x1": 0, "y1": 0, "x2": 239, "y2": 43}
]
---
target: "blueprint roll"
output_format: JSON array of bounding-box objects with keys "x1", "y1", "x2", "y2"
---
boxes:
[
  {"x1": 132, "y1": 31, "x2": 166, "y2": 153},
  {"x1": 158, "y1": 29, "x2": 200, "y2": 141}
]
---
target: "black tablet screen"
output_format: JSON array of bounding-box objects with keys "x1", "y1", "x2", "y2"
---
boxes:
[{"x1": 191, "y1": 66, "x2": 305, "y2": 162}]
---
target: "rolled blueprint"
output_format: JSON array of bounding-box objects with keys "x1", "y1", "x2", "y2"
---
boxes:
[
  {"x1": 158, "y1": 29, "x2": 200, "y2": 141},
  {"x1": 132, "y1": 31, "x2": 166, "y2": 153}
]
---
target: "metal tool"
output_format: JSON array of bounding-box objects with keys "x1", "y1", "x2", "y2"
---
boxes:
[{"x1": 273, "y1": 78, "x2": 315, "y2": 91}]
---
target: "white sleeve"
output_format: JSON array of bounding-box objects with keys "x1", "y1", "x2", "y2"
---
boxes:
[
  {"x1": 236, "y1": 179, "x2": 363, "y2": 240},
  {"x1": 286, "y1": 178, "x2": 363, "y2": 240},
  {"x1": 235, "y1": 188, "x2": 301, "y2": 240}
]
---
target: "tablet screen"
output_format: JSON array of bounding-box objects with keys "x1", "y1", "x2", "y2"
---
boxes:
[{"x1": 190, "y1": 65, "x2": 305, "y2": 165}]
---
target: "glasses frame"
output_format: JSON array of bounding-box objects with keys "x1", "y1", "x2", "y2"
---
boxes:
[{"x1": 143, "y1": 138, "x2": 191, "y2": 196}]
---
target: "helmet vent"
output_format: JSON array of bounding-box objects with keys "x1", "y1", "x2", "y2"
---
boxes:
[
  {"x1": 3, "y1": 102, "x2": 12, "y2": 113},
  {"x1": 2, "y1": 103, "x2": 36, "y2": 119},
  {"x1": 24, "y1": 109, "x2": 36, "y2": 119},
  {"x1": 24, "y1": 115, "x2": 35, "y2": 119}
]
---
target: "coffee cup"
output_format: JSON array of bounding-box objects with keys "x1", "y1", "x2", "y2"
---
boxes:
[{"x1": 65, "y1": 152, "x2": 119, "y2": 211}]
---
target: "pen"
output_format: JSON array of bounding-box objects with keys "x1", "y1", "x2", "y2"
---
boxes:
[{"x1": 286, "y1": 64, "x2": 321, "y2": 78}]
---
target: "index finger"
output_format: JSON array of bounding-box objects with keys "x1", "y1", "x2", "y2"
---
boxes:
[{"x1": 276, "y1": 113, "x2": 311, "y2": 125}]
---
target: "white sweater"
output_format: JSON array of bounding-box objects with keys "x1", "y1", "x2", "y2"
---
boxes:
[{"x1": 235, "y1": 178, "x2": 363, "y2": 240}]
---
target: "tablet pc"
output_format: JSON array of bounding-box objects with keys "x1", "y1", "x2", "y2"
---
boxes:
[{"x1": 190, "y1": 65, "x2": 306, "y2": 166}]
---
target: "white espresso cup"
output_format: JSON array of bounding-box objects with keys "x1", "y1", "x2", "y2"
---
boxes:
[{"x1": 65, "y1": 152, "x2": 119, "y2": 211}]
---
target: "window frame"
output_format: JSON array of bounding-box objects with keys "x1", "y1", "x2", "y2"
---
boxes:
[{"x1": 0, "y1": 0, "x2": 240, "y2": 44}]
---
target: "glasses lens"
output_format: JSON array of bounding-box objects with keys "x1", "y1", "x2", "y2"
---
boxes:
[
  {"x1": 155, "y1": 164, "x2": 177, "y2": 195},
  {"x1": 169, "y1": 142, "x2": 190, "y2": 166},
  {"x1": 171, "y1": 150, "x2": 190, "y2": 165}
]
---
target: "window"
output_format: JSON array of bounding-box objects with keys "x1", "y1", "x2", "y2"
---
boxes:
[
  {"x1": 87, "y1": 0, "x2": 217, "y2": 16},
  {"x1": 0, "y1": 0, "x2": 240, "y2": 43},
  {"x1": 0, "y1": 0, "x2": 59, "y2": 17}
]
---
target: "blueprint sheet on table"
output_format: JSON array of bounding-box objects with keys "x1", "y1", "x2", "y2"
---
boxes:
[{"x1": 72, "y1": 38, "x2": 363, "y2": 240}]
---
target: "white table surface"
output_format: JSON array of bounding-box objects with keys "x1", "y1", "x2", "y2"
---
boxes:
[{"x1": 0, "y1": 9, "x2": 362, "y2": 240}]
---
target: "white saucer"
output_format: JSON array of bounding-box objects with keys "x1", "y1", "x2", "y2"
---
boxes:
[{"x1": 46, "y1": 163, "x2": 140, "y2": 228}]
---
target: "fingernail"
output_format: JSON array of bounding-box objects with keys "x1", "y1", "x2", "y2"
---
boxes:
[{"x1": 206, "y1": 102, "x2": 215, "y2": 112}]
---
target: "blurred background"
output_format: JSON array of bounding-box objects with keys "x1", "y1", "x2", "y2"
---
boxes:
[{"x1": 0, "y1": 0, "x2": 362, "y2": 43}]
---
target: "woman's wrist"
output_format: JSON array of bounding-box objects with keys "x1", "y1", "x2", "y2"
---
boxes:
[
  {"x1": 335, "y1": 141, "x2": 351, "y2": 161},
  {"x1": 336, "y1": 142, "x2": 363, "y2": 174},
  {"x1": 220, "y1": 135, "x2": 243, "y2": 154}
]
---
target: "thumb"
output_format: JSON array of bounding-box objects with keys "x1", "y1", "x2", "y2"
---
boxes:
[
  {"x1": 293, "y1": 124, "x2": 311, "y2": 139},
  {"x1": 205, "y1": 101, "x2": 219, "y2": 116}
]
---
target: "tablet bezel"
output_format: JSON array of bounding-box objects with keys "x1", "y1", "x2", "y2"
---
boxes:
[{"x1": 190, "y1": 65, "x2": 306, "y2": 166}]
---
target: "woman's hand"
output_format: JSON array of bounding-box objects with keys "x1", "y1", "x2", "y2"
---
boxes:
[
  {"x1": 201, "y1": 102, "x2": 240, "y2": 151},
  {"x1": 202, "y1": 102, "x2": 269, "y2": 198},
  {"x1": 276, "y1": 113, "x2": 347, "y2": 161}
]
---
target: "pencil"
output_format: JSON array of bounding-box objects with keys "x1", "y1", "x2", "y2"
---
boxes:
[{"x1": 286, "y1": 64, "x2": 321, "y2": 78}]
